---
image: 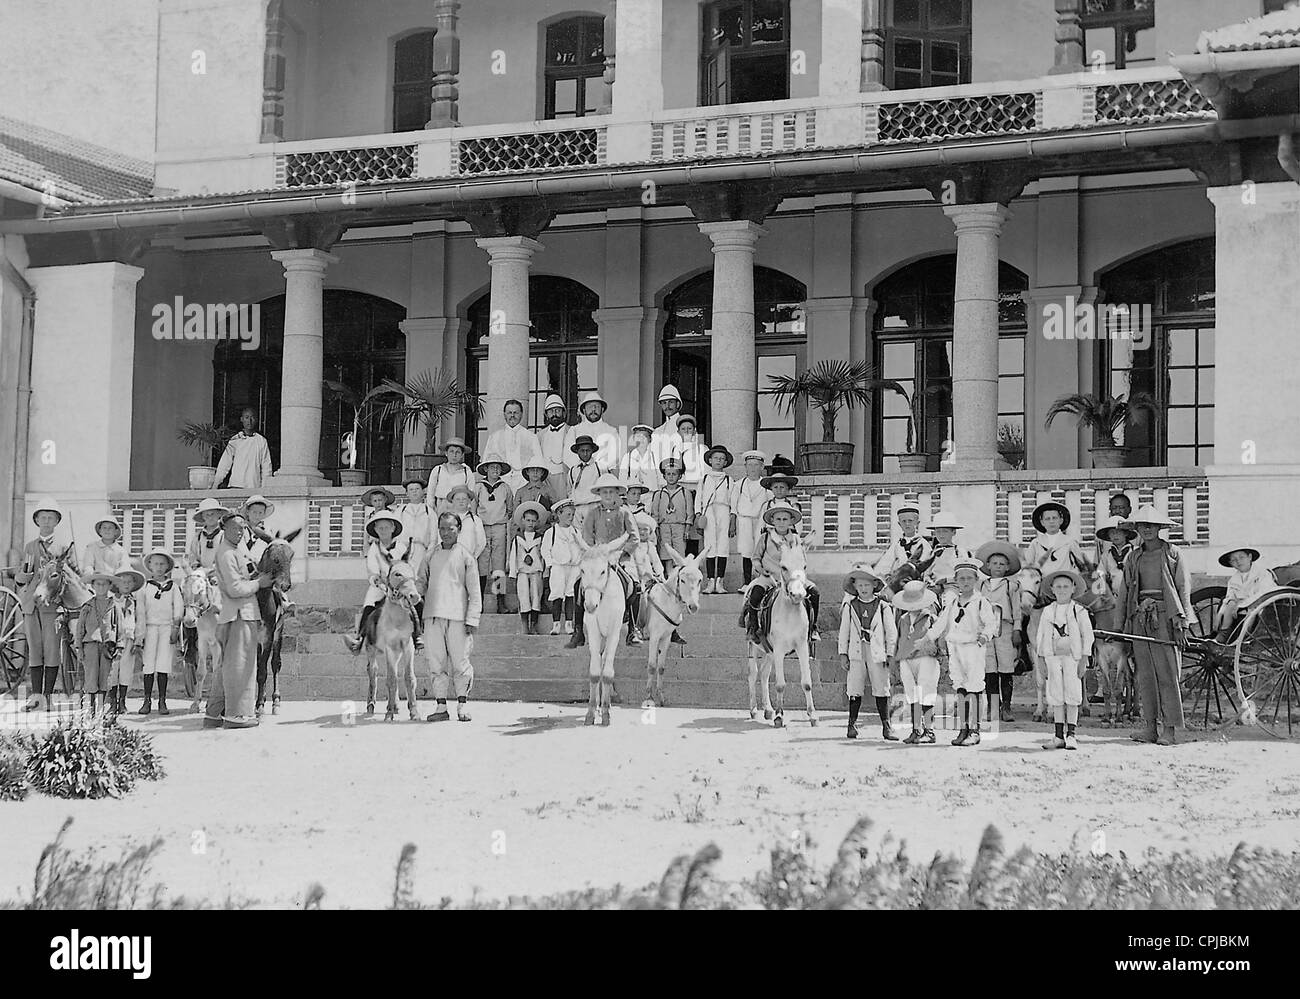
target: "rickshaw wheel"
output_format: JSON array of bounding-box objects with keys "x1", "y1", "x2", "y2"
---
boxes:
[
  {"x1": 1234, "y1": 591, "x2": 1300, "y2": 738},
  {"x1": 1182, "y1": 586, "x2": 1235, "y2": 727},
  {"x1": 0, "y1": 586, "x2": 28, "y2": 692}
]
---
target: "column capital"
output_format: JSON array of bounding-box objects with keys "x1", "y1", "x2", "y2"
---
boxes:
[
  {"x1": 261, "y1": 216, "x2": 348, "y2": 252},
  {"x1": 943, "y1": 202, "x2": 1012, "y2": 235},
  {"x1": 474, "y1": 235, "x2": 544, "y2": 262},
  {"x1": 270, "y1": 247, "x2": 338, "y2": 272},
  {"x1": 463, "y1": 200, "x2": 555, "y2": 240},
  {"x1": 1207, "y1": 181, "x2": 1300, "y2": 214},
  {"x1": 399, "y1": 316, "x2": 465, "y2": 338},
  {"x1": 592, "y1": 306, "x2": 647, "y2": 324},
  {"x1": 684, "y1": 181, "x2": 785, "y2": 225},
  {"x1": 698, "y1": 219, "x2": 766, "y2": 250}
]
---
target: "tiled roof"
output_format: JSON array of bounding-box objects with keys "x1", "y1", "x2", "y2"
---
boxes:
[
  {"x1": 0, "y1": 115, "x2": 153, "y2": 204},
  {"x1": 1199, "y1": 7, "x2": 1300, "y2": 53}
]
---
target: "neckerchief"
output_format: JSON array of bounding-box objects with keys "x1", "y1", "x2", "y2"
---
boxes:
[
  {"x1": 482, "y1": 480, "x2": 505, "y2": 496},
  {"x1": 849, "y1": 597, "x2": 881, "y2": 639},
  {"x1": 149, "y1": 579, "x2": 174, "y2": 598}
]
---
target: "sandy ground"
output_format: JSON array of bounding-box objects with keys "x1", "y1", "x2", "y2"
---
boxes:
[{"x1": 2, "y1": 698, "x2": 1298, "y2": 908}]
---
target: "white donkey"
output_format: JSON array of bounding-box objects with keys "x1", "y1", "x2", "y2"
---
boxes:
[
  {"x1": 178, "y1": 557, "x2": 222, "y2": 714},
  {"x1": 576, "y1": 533, "x2": 629, "y2": 726},
  {"x1": 642, "y1": 547, "x2": 704, "y2": 708},
  {"x1": 747, "y1": 533, "x2": 820, "y2": 728},
  {"x1": 363, "y1": 562, "x2": 421, "y2": 722}
]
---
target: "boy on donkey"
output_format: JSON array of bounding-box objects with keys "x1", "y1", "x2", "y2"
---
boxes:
[
  {"x1": 572, "y1": 473, "x2": 641, "y2": 648},
  {"x1": 739, "y1": 501, "x2": 820, "y2": 649}
]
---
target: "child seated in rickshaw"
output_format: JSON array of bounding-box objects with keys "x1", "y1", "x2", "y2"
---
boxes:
[{"x1": 1214, "y1": 546, "x2": 1275, "y2": 641}]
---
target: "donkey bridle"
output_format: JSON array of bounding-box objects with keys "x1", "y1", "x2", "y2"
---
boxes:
[{"x1": 647, "y1": 565, "x2": 692, "y2": 628}]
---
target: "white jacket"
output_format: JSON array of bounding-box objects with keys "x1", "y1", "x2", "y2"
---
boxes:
[
  {"x1": 837, "y1": 597, "x2": 898, "y2": 664},
  {"x1": 542, "y1": 523, "x2": 582, "y2": 567},
  {"x1": 1034, "y1": 599, "x2": 1095, "y2": 660}
]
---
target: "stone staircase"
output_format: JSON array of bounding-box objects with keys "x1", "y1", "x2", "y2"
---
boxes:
[{"x1": 277, "y1": 574, "x2": 847, "y2": 709}]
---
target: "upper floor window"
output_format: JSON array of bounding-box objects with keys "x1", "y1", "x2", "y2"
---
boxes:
[
  {"x1": 393, "y1": 30, "x2": 436, "y2": 131},
  {"x1": 885, "y1": 0, "x2": 970, "y2": 90},
  {"x1": 1082, "y1": 0, "x2": 1155, "y2": 71},
  {"x1": 544, "y1": 16, "x2": 605, "y2": 119},
  {"x1": 701, "y1": 0, "x2": 790, "y2": 106}
]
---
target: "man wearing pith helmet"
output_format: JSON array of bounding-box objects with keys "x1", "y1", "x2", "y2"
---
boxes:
[
  {"x1": 535, "y1": 393, "x2": 571, "y2": 501},
  {"x1": 653, "y1": 384, "x2": 683, "y2": 439},
  {"x1": 564, "y1": 389, "x2": 621, "y2": 472}
]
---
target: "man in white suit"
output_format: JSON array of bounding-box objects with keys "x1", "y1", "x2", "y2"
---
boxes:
[{"x1": 484, "y1": 398, "x2": 541, "y2": 492}]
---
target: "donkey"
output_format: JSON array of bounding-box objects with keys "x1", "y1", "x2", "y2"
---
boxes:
[
  {"x1": 1083, "y1": 544, "x2": 1134, "y2": 726},
  {"x1": 178, "y1": 557, "x2": 223, "y2": 714},
  {"x1": 576, "y1": 533, "x2": 629, "y2": 726},
  {"x1": 35, "y1": 552, "x2": 89, "y2": 611},
  {"x1": 362, "y1": 562, "x2": 421, "y2": 721},
  {"x1": 747, "y1": 533, "x2": 820, "y2": 728},
  {"x1": 254, "y1": 530, "x2": 299, "y2": 717},
  {"x1": 642, "y1": 548, "x2": 704, "y2": 708}
]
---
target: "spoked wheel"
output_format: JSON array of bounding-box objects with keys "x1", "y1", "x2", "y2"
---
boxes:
[
  {"x1": 1182, "y1": 585, "x2": 1236, "y2": 727},
  {"x1": 1234, "y1": 591, "x2": 1300, "y2": 738},
  {"x1": 0, "y1": 586, "x2": 28, "y2": 693}
]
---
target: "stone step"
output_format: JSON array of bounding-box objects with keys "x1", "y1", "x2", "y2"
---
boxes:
[{"x1": 286, "y1": 630, "x2": 795, "y2": 658}]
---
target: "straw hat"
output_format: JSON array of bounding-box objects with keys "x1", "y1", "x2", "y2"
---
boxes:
[
  {"x1": 143, "y1": 548, "x2": 176, "y2": 573},
  {"x1": 402, "y1": 478, "x2": 427, "y2": 491},
  {"x1": 1128, "y1": 504, "x2": 1175, "y2": 528},
  {"x1": 94, "y1": 516, "x2": 122, "y2": 535},
  {"x1": 591, "y1": 472, "x2": 623, "y2": 493},
  {"x1": 1041, "y1": 568, "x2": 1087, "y2": 601},
  {"x1": 570, "y1": 434, "x2": 598, "y2": 455},
  {"x1": 703, "y1": 444, "x2": 734, "y2": 468},
  {"x1": 31, "y1": 497, "x2": 63, "y2": 525},
  {"x1": 442, "y1": 436, "x2": 469, "y2": 454},
  {"x1": 1218, "y1": 547, "x2": 1261, "y2": 568},
  {"x1": 892, "y1": 579, "x2": 937, "y2": 611},
  {"x1": 578, "y1": 390, "x2": 608, "y2": 415},
  {"x1": 762, "y1": 500, "x2": 803, "y2": 527},
  {"x1": 657, "y1": 385, "x2": 682, "y2": 403},
  {"x1": 760, "y1": 472, "x2": 799, "y2": 490},
  {"x1": 519, "y1": 459, "x2": 550, "y2": 480},
  {"x1": 359, "y1": 487, "x2": 394, "y2": 508},
  {"x1": 112, "y1": 567, "x2": 146, "y2": 595},
  {"x1": 513, "y1": 501, "x2": 550, "y2": 530},
  {"x1": 975, "y1": 541, "x2": 1022, "y2": 575},
  {"x1": 445, "y1": 484, "x2": 475, "y2": 505},
  {"x1": 659, "y1": 457, "x2": 684, "y2": 474},
  {"x1": 83, "y1": 571, "x2": 117, "y2": 587},
  {"x1": 622, "y1": 478, "x2": 650, "y2": 495},
  {"x1": 242, "y1": 494, "x2": 276, "y2": 516},
  {"x1": 192, "y1": 497, "x2": 231, "y2": 523},
  {"x1": 928, "y1": 510, "x2": 964, "y2": 531},
  {"x1": 1094, "y1": 515, "x2": 1137, "y2": 543},
  {"x1": 1031, "y1": 501, "x2": 1071, "y2": 533},
  {"x1": 365, "y1": 511, "x2": 404, "y2": 539},
  {"x1": 477, "y1": 451, "x2": 512, "y2": 475},
  {"x1": 676, "y1": 413, "x2": 697, "y2": 431},
  {"x1": 843, "y1": 563, "x2": 884, "y2": 594},
  {"x1": 543, "y1": 393, "x2": 567, "y2": 413}
]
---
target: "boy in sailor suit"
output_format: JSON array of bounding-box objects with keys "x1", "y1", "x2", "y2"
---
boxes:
[
  {"x1": 695, "y1": 445, "x2": 735, "y2": 593},
  {"x1": 731, "y1": 450, "x2": 772, "y2": 585},
  {"x1": 928, "y1": 559, "x2": 997, "y2": 747},
  {"x1": 838, "y1": 565, "x2": 899, "y2": 742},
  {"x1": 474, "y1": 454, "x2": 517, "y2": 614},
  {"x1": 1036, "y1": 569, "x2": 1095, "y2": 751},
  {"x1": 136, "y1": 549, "x2": 184, "y2": 715},
  {"x1": 509, "y1": 502, "x2": 548, "y2": 635},
  {"x1": 923, "y1": 511, "x2": 975, "y2": 599},
  {"x1": 623, "y1": 482, "x2": 665, "y2": 588},
  {"x1": 1025, "y1": 501, "x2": 1091, "y2": 677},
  {"x1": 567, "y1": 436, "x2": 604, "y2": 535},
  {"x1": 872, "y1": 505, "x2": 934, "y2": 592},
  {"x1": 541, "y1": 498, "x2": 581, "y2": 634},
  {"x1": 650, "y1": 459, "x2": 691, "y2": 563},
  {"x1": 346, "y1": 512, "x2": 421, "y2": 654},
  {"x1": 976, "y1": 541, "x2": 1024, "y2": 724}
]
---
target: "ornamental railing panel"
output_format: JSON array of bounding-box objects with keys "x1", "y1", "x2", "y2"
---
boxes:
[
  {"x1": 1093, "y1": 78, "x2": 1216, "y2": 124},
  {"x1": 873, "y1": 92, "x2": 1038, "y2": 144},
  {"x1": 279, "y1": 144, "x2": 417, "y2": 188},
  {"x1": 651, "y1": 109, "x2": 818, "y2": 160},
  {"x1": 455, "y1": 127, "x2": 602, "y2": 176}
]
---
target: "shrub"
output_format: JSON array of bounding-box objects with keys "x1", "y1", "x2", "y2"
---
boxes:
[
  {"x1": 0, "y1": 748, "x2": 30, "y2": 801},
  {"x1": 24, "y1": 722, "x2": 121, "y2": 799},
  {"x1": 101, "y1": 719, "x2": 166, "y2": 790}
]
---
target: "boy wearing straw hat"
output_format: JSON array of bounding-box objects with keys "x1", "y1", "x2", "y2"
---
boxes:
[
  {"x1": 515, "y1": 460, "x2": 553, "y2": 513},
  {"x1": 838, "y1": 564, "x2": 899, "y2": 741},
  {"x1": 740, "y1": 501, "x2": 820, "y2": 648},
  {"x1": 110, "y1": 567, "x2": 146, "y2": 717},
  {"x1": 1121, "y1": 506, "x2": 1191, "y2": 745},
  {"x1": 509, "y1": 501, "x2": 549, "y2": 635},
  {"x1": 650, "y1": 458, "x2": 691, "y2": 564},
  {"x1": 976, "y1": 541, "x2": 1024, "y2": 723},
  {"x1": 930, "y1": 558, "x2": 997, "y2": 746},
  {"x1": 137, "y1": 548, "x2": 184, "y2": 715},
  {"x1": 923, "y1": 510, "x2": 974, "y2": 597},
  {"x1": 536, "y1": 394, "x2": 571, "y2": 500},
  {"x1": 732, "y1": 450, "x2": 772, "y2": 586},
  {"x1": 623, "y1": 482, "x2": 666, "y2": 628},
  {"x1": 427, "y1": 438, "x2": 478, "y2": 513},
  {"x1": 242, "y1": 495, "x2": 278, "y2": 570},
  {"x1": 474, "y1": 452, "x2": 517, "y2": 614},
  {"x1": 1035, "y1": 568, "x2": 1094, "y2": 751},
  {"x1": 72, "y1": 572, "x2": 122, "y2": 718},
  {"x1": 574, "y1": 473, "x2": 642, "y2": 647},
  {"x1": 446, "y1": 484, "x2": 487, "y2": 576},
  {"x1": 567, "y1": 434, "x2": 604, "y2": 536},
  {"x1": 1214, "y1": 546, "x2": 1273, "y2": 640},
  {"x1": 1096, "y1": 514, "x2": 1138, "y2": 573},
  {"x1": 696, "y1": 444, "x2": 736, "y2": 593},
  {"x1": 346, "y1": 511, "x2": 419, "y2": 654},
  {"x1": 183, "y1": 497, "x2": 230, "y2": 675},
  {"x1": 542, "y1": 498, "x2": 582, "y2": 634},
  {"x1": 891, "y1": 580, "x2": 943, "y2": 744},
  {"x1": 84, "y1": 516, "x2": 128, "y2": 576},
  {"x1": 14, "y1": 498, "x2": 80, "y2": 711}
]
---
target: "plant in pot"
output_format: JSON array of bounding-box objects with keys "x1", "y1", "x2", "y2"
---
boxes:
[
  {"x1": 997, "y1": 421, "x2": 1026, "y2": 471},
  {"x1": 380, "y1": 369, "x2": 483, "y2": 481},
  {"x1": 1043, "y1": 391, "x2": 1156, "y2": 469},
  {"x1": 322, "y1": 380, "x2": 405, "y2": 487},
  {"x1": 874, "y1": 382, "x2": 949, "y2": 474},
  {"x1": 176, "y1": 421, "x2": 235, "y2": 490},
  {"x1": 766, "y1": 360, "x2": 883, "y2": 475}
]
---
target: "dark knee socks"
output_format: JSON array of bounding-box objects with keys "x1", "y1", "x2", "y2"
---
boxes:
[
  {"x1": 142, "y1": 673, "x2": 155, "y2": 703},
  {"x1": 848, "y1": 695, "x2": 862, "y2": 726},
  {"x1": 1000, "y1": 673, "x2": 1014, "y2": 709},
  {"x1": 156, "y1": 674, "x2": 169, "y2": 704},
  {"x1": 742, "y1": 558, "x2": 753, "y2": 584},
  {"x1": 717, "y1": 557, "x2": 727, "y2": 582},
  {"x1": 874, "y1": 695, "x2": 890, "y2": 723}
]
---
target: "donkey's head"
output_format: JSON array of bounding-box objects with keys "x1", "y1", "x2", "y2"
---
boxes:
[
  {"x1": 578, "y1": 534, "x2": 626, "y2": 614},
  {"x1": 1015, "y1": 566, "x2": 1042, "y2": 615},
  {"x1": 386, "y1": 561, "x2": 420, "y2": 603},
  {"x1": 777, "y1": 539, "x2": 810, "y2": 602},
  {"x1": 663, "y1": 546, "x2": 703, "y2": 614},
  {"x1": 178, "y1": 557, "x2": 217, "y2": 624},
  {"x1": 257, "y1": 527, "x2": 301, "y2": 592},
  {"x1": 34, "y1": 557, "x2": 67, "y2": 608}
]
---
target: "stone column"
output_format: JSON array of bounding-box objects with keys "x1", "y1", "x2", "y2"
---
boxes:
[
  {"x1": 1022, "y1": 285, "x2": 1096, "y2": 470},
  {"x1": 25, "y1": 262, "x2": 144, "y2": 528},
  {"x1": 599, "y1": 1, "x2": 616, "y2": 115},
  {"x1": 610, "y1": 0, "x2": 662, "y2": 117},
  {"x1": 260, "y1": 0, "x2": 286, "y2": 142},
  {"x1": 1050, "y1": 0, "x2": 1085, "y2": 75},
  {"x1": 861, "y1": 0, "x2": 886, "y2": 91},
  {"x1": 271, "y1": 248, "x2": 336, "y2": 485},
  {"x1": 475, "y1": 236, "x2": 541, "y2": 437},
  {"x1": 1205, "y1": 183, "x2": 1300, "y2": 563},
  {"x1": 943, "y1": 203, "x2": 1010, "y2": 473},
  {"x1": 594, "y1": 306, "x2": 645, "y2": 441},
  {"x1": 699, "y1": 220, "x2": 764, "y2": 449},
  {"x1": 399, "y1": 316, "x2": 464, "y2": 457},
  {"x1": 639, "y1": 307, "x2": 662, "y2": 426},
  {"x1": 427, "y1": 0, "x2": 461, "y2": 128}
]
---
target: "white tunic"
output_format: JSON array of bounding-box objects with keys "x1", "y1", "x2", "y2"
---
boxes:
[
  {"x1": 485, "y1": 423, "x2": 542, "y2": 491},
  {"x1": 214, "y1": 432, "x2": 274, "y2": 489},
  {"x1": 536, "y1": 424, "x2": 571, "y2": 491},
  {"x1": 565, "y1": 418, "x2": 621, "y2": 471},
  {"x1": 618, "y1": 446, "x2": 663, "y2": 492}
]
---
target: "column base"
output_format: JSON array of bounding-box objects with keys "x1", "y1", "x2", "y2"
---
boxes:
[{"x1": 273, "y1": 470, "x2": 330, "y2": 488}]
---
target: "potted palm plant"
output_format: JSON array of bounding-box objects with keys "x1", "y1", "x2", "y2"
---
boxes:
[
  {"x1": 176, "y1": 421, "x2": 235, "y2": 490},
  {"x1": 1043, "y1": 391, "x2": 1156, "y2": 469},
  {"x1": 766, "y1": 360, "x2": 879, "y2": 475},
  {"x1": 868, "y1": 381, "x2": 949, "y2": 474},
  {"x1": 322, "y1": 380, "x2": 405, "y2": 487},
  {"x1": 380, "y1": 368, "x2": 483, "y2": 481}
]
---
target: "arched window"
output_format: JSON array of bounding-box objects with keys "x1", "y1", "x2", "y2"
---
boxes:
[
  {"x1": 701, "y1": 0, "x2": 790, "y2": 106},
  {"x1": 885, "y1": 0, "x2": 971, "y2": 90},
  {"x1": 1099, "y1": 237, "x2": 1215, "y2": 467},
  {"x1": 663, "y1": 266, "x2": 806, "y2": 455},
  {"x1": 213, "y1": 291, "x2": 407, "y2": 484},
  {"x1": 465, "y1": 277, "x2": 600, "y2": 456},
  {"x1": 393, "y1": 30, "x2": 436, "y2": 131},
  {"x1": 872, "y1": 255, "x2": 1028, "y2": 472},
  {"x1": 544, "y1": 15, "x2": 605, "y2": 119}
]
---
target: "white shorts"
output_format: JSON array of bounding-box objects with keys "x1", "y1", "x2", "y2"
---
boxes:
[
  {"x1": 900, "y1": 656, "x2": 940, "y2": 705},
  {"x1": 702, "y1": 505, "x2": 730, "y2": 557},
  {"x1": 846, "y1": 657, "x2": 890, "y2": 699},
  {"x1": 736, "y1": 515, "x2": 763, "y2": 558},
  {"x1": 1046, "y1": 656, "x2": 1084, "y2": 706},
  {"x1": 947, "y1": 642, "x2": 986, "y2": 693},
  {"x1": 515, "y1": 572, "x2": 543, "y2": 612},
  {"x1": 548, "y1": 564, "x2": 580, "y2": 600},
  {"x1": 142, "y1": 623, "x2": 175, "y2": 676}
]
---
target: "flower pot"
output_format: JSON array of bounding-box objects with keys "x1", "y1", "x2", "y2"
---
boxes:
[
  {"x1": 798, "y1": 442, "x2": 854, "y2": 475},
  {"x1": 188, "y1": 465, "x2": 217, "y2": 490},
  {"x1": 339, "y1": 468, "x2": 368, "y2": 487},
  {"x1": 897, "y1": 453, "x2": 930, "y2": 474},
  {"x1": 403, "y1": 453, "x2": 446, "y2": 482},
  {"x1": 1089, "y1": 446, "x2": 1128, "y2": 469}
]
